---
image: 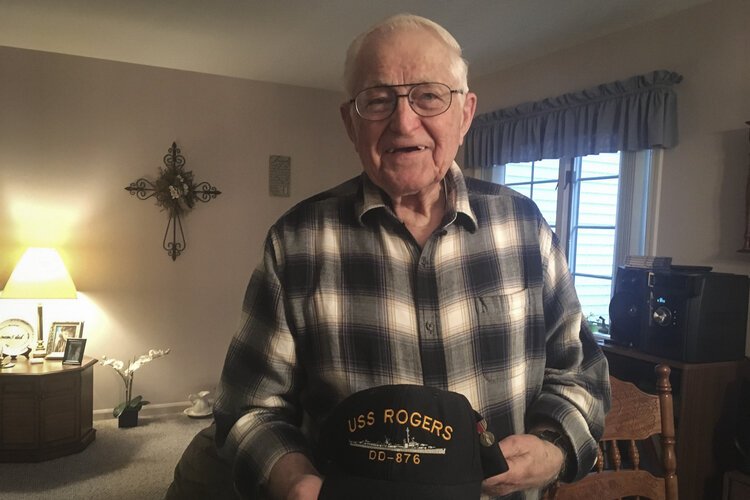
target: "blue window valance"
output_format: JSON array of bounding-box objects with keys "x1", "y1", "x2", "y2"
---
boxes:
[{"x1": 463, "y1": 70, "x2": 683, "y2": 169}]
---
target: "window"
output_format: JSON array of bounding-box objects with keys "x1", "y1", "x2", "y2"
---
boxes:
[
  {"x1": 462, "y1": 71, "x2": 680, "y2": 332},
  {"x1": 491, "y1": 150, "x2": 658, "y2": 330}
]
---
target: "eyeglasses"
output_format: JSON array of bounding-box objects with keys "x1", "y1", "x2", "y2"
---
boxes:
[{"x1": 350, "y1": 82, "x2": 464, "y2": 121}]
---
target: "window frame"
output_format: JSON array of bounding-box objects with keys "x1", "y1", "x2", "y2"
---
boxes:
[{"x1": 483, "y1": 149, "x2": 661, "y2": 327}]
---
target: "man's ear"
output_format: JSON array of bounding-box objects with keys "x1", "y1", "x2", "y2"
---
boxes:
[
  {"x1": 340, "y1": 102, "x2": 357, "y2": 145},
  {"x1": 458, "y1": 91, "x2": 477, "y2": 145}
]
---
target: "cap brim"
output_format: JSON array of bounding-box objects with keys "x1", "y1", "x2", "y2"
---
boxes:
[{"x1": 318, "y1": 474, "x2": 482, "y2": 500}]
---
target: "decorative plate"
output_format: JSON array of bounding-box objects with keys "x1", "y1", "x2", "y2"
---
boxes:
[{"x1": 0, "y1": 318, "x2": 34, "y2": 357}]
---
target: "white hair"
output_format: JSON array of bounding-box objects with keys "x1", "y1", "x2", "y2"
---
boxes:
[{"x1": 342, "y1": 13, "x2": 469, "y2": 96}]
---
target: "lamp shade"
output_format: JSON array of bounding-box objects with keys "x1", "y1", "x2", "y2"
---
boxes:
[{"x1": 2, "y1": 248, "x2": 77, "y2": 299}]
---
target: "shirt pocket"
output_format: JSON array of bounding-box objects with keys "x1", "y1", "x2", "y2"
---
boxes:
[{"x1": 474, "y1": 288, "x2": 530, "y2": 381}]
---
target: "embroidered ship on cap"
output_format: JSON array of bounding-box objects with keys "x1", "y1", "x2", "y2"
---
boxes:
[{"x1": 349, "y1": 427, "x2": 447, "y2": 455}]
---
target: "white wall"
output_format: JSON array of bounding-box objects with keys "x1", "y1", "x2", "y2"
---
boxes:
[
  {"x1": 0, "y1": 46, "x2": 360, "y2": 411},
  {"x1": 470, "y1": 0, "x2": 750, "y2": 352}
]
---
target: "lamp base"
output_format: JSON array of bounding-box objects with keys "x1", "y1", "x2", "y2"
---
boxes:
[{"x1": 31, "y1": 347, "x2": 47, "y2": 364}]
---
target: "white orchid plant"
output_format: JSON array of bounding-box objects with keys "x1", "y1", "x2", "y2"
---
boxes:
[{"x1": 100, "y1": 348, "x2": 171, "y2": 418}]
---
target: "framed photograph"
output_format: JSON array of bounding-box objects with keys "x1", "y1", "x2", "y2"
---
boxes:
[
  {"x1": 45, "y1": 321, "x2": 84, "y2": 360},
  {"x1": 62, "y1": 338, "x2": 87, "y2": 365}
]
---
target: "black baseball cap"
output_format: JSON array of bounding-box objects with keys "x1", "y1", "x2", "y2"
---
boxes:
[{"x1": 317, "y1": 384, "x2": 508, "y2": 500}]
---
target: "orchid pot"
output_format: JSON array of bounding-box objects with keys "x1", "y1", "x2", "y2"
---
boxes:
[{"x1": 118, "y1": 407, "x2": 140, "y2": 428}]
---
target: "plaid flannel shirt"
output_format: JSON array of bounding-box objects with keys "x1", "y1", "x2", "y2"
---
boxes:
[{"x1": 215, "y1": 163, "x2": 610, "y2": 500}]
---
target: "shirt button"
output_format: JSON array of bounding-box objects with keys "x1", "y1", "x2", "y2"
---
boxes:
[
  {"x1": 420, "y1": 257, "x2": 429, "y2": 267},
  {"x1": 425, "y1": 321, "x2": 434, "y2": 333}
]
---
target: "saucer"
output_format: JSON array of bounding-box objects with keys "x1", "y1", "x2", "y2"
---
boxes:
[{"x1": 184, "y1": 407, "x2": 213, "y2": 418}]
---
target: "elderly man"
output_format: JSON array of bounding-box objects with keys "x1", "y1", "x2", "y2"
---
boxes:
[{"x1": 214, "y1": 14, "x2": 610, "y2": 500}]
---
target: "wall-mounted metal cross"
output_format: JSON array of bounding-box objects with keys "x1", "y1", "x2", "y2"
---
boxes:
[{"x1": 125, "y1": 142, "x2": 221, "y2": 260}]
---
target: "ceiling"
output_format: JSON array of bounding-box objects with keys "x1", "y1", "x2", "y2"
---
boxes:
[{"x1": 0, "y1": 0, "x2": 708, "y2": 91}]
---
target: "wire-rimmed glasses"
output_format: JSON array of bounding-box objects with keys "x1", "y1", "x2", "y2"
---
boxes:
[{"x1": 350, "y1": 82, "x2": 464, "y2": 121}]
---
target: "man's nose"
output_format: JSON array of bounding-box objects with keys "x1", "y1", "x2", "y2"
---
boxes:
[{"x1": 389, "y1": 94, "x2": 421, "y2": 129}]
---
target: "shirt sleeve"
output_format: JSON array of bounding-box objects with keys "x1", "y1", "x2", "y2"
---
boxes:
[
  {"x1": 213, "y1": 227, "x2": 311, "y2": 498},
  {"x1": 525, "y1": 220, "x2": 612, "y2": 483}
]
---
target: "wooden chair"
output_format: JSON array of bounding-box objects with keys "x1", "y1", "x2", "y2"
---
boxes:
[{"x1": 548, "y1": 364, "x2": 678, "y2": 500}]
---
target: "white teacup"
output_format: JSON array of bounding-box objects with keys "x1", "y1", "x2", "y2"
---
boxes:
[{"x1": 188, "y1": 391, "x2": 211, "y2": 416}]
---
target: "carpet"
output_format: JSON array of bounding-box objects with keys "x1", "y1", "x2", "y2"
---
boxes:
[{"x1": 0, "y1": 413, "x2": 210, "y2": 500}]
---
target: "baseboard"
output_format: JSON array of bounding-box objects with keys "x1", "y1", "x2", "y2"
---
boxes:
[{"x1": 93, "y1": 401, "x2": 191, "y2": 421}]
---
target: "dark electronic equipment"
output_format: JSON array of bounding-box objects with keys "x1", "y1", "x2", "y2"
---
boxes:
[{"x1": 608, "y1": 265, "x2": 749, "y2": 362}]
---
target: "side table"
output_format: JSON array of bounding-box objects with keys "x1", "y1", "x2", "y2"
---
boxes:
[
  {"x1": 724, "y1": 470, "x2": 750, "y2": 500},
  {"x1": 602, "y1": 343, "x2": 743, "y2": 500},
  {"x1": 0, "y1": 356, "x2": 96, "y2": 461}
]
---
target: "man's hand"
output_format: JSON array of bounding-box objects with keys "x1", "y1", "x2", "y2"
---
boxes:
[
  {"x1": 267, "y1": 452, "x2": 323, "y2": 500},
  {"x1": 481, "y1": 434, "x2": 564, "y2": 497},
  {"x1": 282, "y1": 473, "x2": 323, "y2": 500}
]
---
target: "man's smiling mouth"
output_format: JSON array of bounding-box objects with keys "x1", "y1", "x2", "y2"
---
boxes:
[{"x1": 385, "y1": 146, "x2": 427, "y2": 153}]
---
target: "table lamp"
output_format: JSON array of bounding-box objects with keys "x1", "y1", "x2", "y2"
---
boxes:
[{"x1": 1, "y1": 248, "x2": 77, "y2": 360}]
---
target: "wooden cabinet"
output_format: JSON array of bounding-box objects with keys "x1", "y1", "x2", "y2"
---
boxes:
[
  {"x1": 0, "y1": 356, "x2": 95, "y2": 461},
  {"x1": 602, "y1": 344, "x2": 743, "y2": 500},
  {"x1": 724, "y1": 470, "x2": 750, "y2": 500}
]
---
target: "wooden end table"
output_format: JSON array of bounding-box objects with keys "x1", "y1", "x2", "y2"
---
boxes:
[{"x1": 0, "y1": 355, "x2": 96, "y2": 461}]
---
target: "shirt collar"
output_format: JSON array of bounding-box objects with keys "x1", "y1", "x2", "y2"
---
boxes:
[{"x1": 356, "y1": 162, "x2": 478, "y2": 231}]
